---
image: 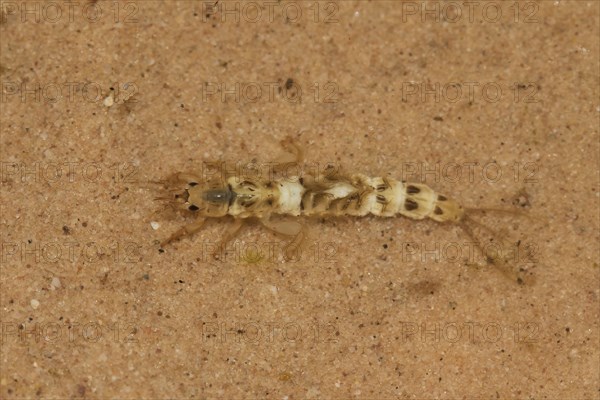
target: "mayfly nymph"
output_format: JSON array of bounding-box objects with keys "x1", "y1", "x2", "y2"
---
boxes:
[{"x1": 154, "y1": 137, "x2": 533, "y2": 283}]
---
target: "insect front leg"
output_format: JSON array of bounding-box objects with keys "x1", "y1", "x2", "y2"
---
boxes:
[
  {"x1": 165, "y1": 172, "x2": 203, "y2": 186},
  {"x1": 142, "y1": 172, "x2": 203, "y2": 191},
  {"x1": 161, "y1": 217, "x2": 207, "y2": 247}
]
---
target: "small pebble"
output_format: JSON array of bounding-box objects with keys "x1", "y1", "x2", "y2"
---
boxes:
[
  {"x1": 30, "y1": 299, "x2": 40, "y2": 309},
  {"x1": 51, "y1": 277, "x2": 61, "y2": 289},
  {"x1": 103, "y1": 95, "x2": 114, "y2": 107},
  {"x1": 151, "y1": 221, "x2": 160, "y2": 230}
]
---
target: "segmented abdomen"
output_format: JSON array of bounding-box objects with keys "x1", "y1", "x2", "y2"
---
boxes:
[
  {"x1": 225, "y1": 173, "x2": 460, "y2": 222},
  {"x1": 282, "y1": 175, "x2": 434, "y2": 219}
]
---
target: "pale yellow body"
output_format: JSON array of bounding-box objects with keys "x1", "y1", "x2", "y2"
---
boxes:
[
  {"x1": 155, "y1": 137, "x2": 530, "y2": 285},
  {"x1": 212, "y1": 174, "x2": 464, "y2": 223}
]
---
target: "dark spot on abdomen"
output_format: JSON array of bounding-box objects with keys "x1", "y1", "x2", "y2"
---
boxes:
[
  {"x1": 407, "y1": 185, "x2": 420, "y2": 194},
  {"x1": 405, "y1": 199, "x2": 419, "y2": 211}
]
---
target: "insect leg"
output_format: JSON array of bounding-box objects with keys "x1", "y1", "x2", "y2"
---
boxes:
[
  {"x1": 212, "y1": 218, "x2": 245, "y2": 260},
  {"x1": 270, "y1": 136, "x2": 305, "y2": 178},
  {"x1": 458, "y1": 211, "x2": 536, "y2": 285},
  {"x1": 167, "y1": 172, "x2": 203, "y2": 185},
  {"x1": 161, "y1": 217, "x2": 206, "y2": 247},
  {"x1": 279, "y1": 136, "x2": 304, "y2": 164},
  {"x1": 260, "y1": 217, "x2": 308, "y2": 261}
]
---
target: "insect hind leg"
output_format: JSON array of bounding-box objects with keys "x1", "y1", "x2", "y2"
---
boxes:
[{"x1": 458, "y1": 208, "x2": 537, "y2": 285}]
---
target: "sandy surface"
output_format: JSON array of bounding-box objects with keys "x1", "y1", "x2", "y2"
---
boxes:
[{"x1": 1, "y1": 1, "x2": 599, "y2": 398}]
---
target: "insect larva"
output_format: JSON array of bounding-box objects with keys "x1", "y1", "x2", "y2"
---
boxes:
[{"x1": 154, "y1": 137, "x2": 533, "y2": 284}]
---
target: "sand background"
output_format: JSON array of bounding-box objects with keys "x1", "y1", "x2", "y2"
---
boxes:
[{"x1": 1, "y1": 1, "x2": 599, "y2": 399}]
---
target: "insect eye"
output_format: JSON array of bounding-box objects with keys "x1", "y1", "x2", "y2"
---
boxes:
[
  {"x1": 189, "y1": 182, "x2": 198, "y2": 187},
  {"x1": 189, "y1": 204, "x2": 199, "y2": 211}
]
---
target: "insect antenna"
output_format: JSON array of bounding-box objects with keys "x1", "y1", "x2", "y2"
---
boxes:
[
  {"x1": 130, "y1": 178, "x2": 168, "y2": 190},
  {"x1": 153, "y1": 185, "x2": 190, "y2": 211}
]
